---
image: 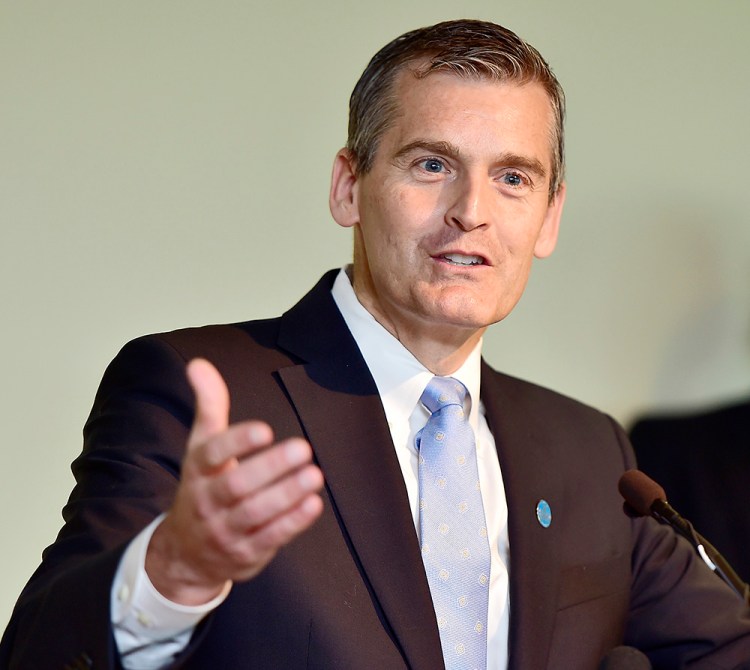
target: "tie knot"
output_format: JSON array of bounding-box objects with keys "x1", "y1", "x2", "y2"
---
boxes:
[{"x1": 420, "y1": 376, "x2": 468, "y2": 414}]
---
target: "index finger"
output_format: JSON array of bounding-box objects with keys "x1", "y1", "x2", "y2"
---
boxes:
[{"x1": 191, "y1": 420, "x2": 275, "y2": 473}]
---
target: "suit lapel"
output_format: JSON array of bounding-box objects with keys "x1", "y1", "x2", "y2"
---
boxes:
[
  {"x1": 275, "y1": 274, "x2": 566, "y2": 669},
  {"x1": 276, "y1": 273, "x2": 445, "y2": 670},
  {"x1": 481, "y1": 366, "x2": 563, "y2": 670}
]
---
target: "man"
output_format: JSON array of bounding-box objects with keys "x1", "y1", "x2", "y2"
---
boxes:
[{"x1": 2, "y1": 19, "x2": 750, "y2": 670}]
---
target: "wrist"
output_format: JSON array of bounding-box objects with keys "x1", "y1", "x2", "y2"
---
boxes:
[{"x1": 145, "y1": 520, "x2": 229, "y2": 606}]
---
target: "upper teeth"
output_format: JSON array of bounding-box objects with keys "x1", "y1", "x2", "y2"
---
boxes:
[{"x1": 443, "y1": 253, "x2": 483, "y2": 266}]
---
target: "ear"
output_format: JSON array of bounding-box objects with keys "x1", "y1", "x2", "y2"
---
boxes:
[
  {"x1": 329, "y1": 149, "x2": 360, "y2": 228},
  {"x1": 533, "y1": 182, "x2": 566, "y2": 259}
]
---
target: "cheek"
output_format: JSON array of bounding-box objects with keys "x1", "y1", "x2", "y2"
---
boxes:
[
  {"x1": 362, "y1": 199, "x2": 413, "y2": 248},
  {"x1": 359, "y1": 185, "x2": 440, "y2": 268},
  {"x1": 503, "y1": 208, "x2": 550, "y2": 252},
  {"x1": 387, "y1": 181, "x2": 440, "y2": 222}
]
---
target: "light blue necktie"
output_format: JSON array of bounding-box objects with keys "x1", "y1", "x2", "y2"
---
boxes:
[{"x1": 417, "y1": 376, "x2": 490, "y2": 670}]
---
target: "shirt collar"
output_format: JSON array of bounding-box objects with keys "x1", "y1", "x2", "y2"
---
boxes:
[{"x1": 330, "y1": 267, "x2": 483, "y2": 426}]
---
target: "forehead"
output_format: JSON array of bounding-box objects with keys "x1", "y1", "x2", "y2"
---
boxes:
[{"x1": 383, "y1": 70, "x2": 555, "y2": 167}]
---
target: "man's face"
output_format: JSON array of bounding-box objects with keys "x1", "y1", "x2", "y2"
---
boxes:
[{"x1": 330, "y1": 71, "x2": 565, "y2": 345}]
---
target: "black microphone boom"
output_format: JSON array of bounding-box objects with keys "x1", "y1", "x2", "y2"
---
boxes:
[{"x1": 618, "y1": 469, "x2": 750, "y2": 607}]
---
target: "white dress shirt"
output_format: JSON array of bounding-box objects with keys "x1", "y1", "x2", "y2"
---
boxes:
[
  {"x1": 331, "y1": 268, "x2": 510, "y2": 670},
  {"x1": 112, "y1": 268, "x2": 510, "y2": 669}
]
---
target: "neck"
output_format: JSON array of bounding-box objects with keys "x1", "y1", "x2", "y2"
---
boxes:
[
  {"x1": 354, "y1": 293, "x2": 484, "y2": 376},
  {"x1": 406, "y1": 334, "x2": 483, "y2": 376}
]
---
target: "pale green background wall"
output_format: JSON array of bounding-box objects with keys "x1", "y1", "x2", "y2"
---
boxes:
[{"x1": 2, "y1": 1, "x2": 749, "y2": 631}]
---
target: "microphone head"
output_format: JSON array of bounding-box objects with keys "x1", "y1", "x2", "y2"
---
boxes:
[
  {"x1": 618, "y1": 470, "x2": 666, "y2": 517},
  {"x1": 599, "y1": 645, "x2": 652, "y2": 669}
]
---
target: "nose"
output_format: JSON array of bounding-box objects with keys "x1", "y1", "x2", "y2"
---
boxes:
[{"x1": 445, "y1": 171, "x2": 492, "y2": 232}]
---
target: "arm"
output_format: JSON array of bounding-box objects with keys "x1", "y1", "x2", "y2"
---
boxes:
[{"x1": 1, "y1": 336, "x2": 323, "y2": 669}]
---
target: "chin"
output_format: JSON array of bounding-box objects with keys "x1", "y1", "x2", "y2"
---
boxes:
[
  {"x1": 423, "y1": 293, "x2": 508, "y2": 330},
  {"x1": 421, "y1": 305, "x2": 497, "y2": 332}
]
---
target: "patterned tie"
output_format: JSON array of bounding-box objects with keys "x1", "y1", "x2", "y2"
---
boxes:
[{"x1": 416, "y1": 376, "x2": 490, "y2": 670}]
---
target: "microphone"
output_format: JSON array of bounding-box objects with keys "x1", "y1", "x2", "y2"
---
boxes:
[
  {"x1": 598, "y1": 646, "x2": 651, "y2": 669},
  {"x1": 618, "y1": 469, "x2": 750, "y2": 606},
  {"x1": 618, "y1": 470, "x2": 693, "y2": 536}
]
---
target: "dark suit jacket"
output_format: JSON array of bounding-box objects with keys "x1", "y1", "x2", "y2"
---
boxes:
[
  {"x1": 630, "y1": 399, "x2": 750, "y2": 584},
  {"x1": 3, "y1": 271, "x2": 750, "y2": 669}
]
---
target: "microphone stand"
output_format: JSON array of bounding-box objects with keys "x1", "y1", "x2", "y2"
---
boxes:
[{"x1": 649, "y1": 499, "x2": 750, "y2": 607}]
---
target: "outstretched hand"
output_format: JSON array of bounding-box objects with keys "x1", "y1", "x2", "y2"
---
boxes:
[{"x1": 145, "y1": 358, "x2": 324, "y2": 605}]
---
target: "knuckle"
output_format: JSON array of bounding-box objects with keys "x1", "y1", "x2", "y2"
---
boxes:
[
  {"x1": 237, "y1": 495, "x2": 265, "y2": 526},
  {"x1": 222, "y1": 469, "x2": 246, "y2": 501},
  {"x1": 197, "y1": 439, "x2": 223, "y2": 470}
]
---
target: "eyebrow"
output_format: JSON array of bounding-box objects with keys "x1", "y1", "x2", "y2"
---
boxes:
[
  {"x1": 496, "y1": 152, "x2": 548, "y2": 180},
  {"x1": 393, "y1": 140, "x2": 461, "y2": 161},
  {"x1": 392, "y1": 139, "x2": 548, "y2": 179}
]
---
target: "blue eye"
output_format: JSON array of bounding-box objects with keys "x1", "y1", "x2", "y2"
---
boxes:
[
  {"x1": 421, "y1": 158, "x2": 445, "y2": 173},
  {"x1": 502, "y1": 172, "x2": 524, "y2": 187}
]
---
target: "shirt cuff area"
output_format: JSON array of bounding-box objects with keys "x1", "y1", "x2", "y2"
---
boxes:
[{"x1": 111, "y1": 514, "x2": 232, "y2": 642}]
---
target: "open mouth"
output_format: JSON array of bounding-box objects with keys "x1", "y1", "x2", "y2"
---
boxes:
[{"x1": 440, "y1": 252, "x2": 485, "y2": 266}]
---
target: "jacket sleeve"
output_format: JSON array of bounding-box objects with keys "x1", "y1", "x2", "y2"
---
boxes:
[
  {"x1": 0, "y1": 335, "x2": 196, "y2": 670},
  {"x1": 614, "y1": 413, "x2": 750, "y2": 668}
]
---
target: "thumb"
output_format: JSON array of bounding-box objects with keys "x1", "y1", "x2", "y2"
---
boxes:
[{"x1": 186, "y1": 358, "x2": 230, "y2": 449}]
